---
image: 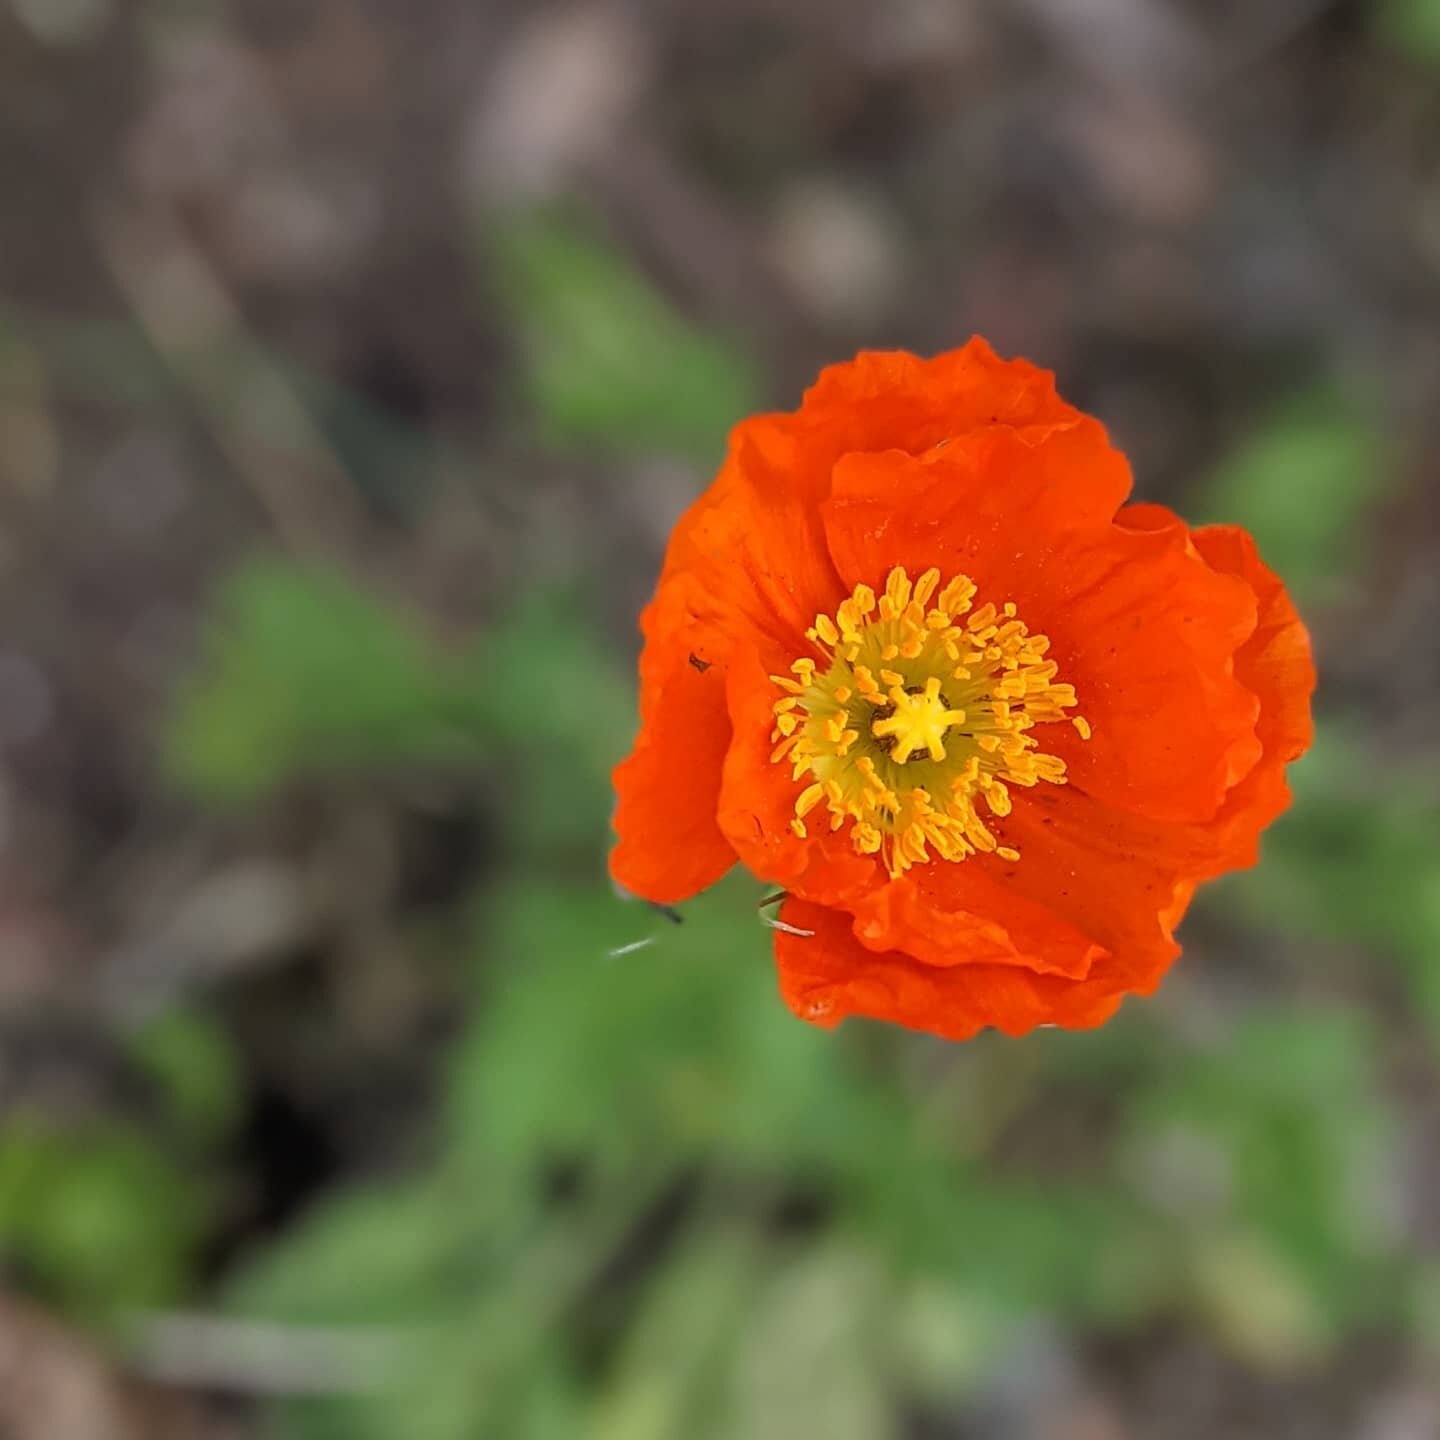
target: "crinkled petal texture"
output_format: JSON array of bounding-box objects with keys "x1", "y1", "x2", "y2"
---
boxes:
[{"x1": 611, "y1": 339, "x2": 1315, "y2": 1040}]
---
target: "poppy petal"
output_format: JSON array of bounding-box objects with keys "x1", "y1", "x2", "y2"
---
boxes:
[
  {"x1": 846, "y1": 862, "x2": 1106, "y2": 980},
  {"x1": 774, "y1": 897, "x2": 1134, "y2": 1041},
  {"x1": 799, "y1": 337, "x2": 1083, "y2": 456},
  {"x1": 1189, "y1": 520, "x2": 1316, "y2": 767},
  {"x1": 821, "y1": 425, "x2": 1263, "y2": 823},
  {"x1": 715, "y1": 643, "x2": 878, "y2": 907},
  {"x1": 610, "y1": 586, "x2": 738, "y2": 904},
  {"x1": 661, "y1": 414, "x2": 844, "y2": 650},
  {"x1": 1116, "y1": 506, "x2": 1315, "y2": 846}
]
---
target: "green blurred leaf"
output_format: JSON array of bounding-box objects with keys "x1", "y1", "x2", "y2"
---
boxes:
[
  {"x1": 1191, "y1": 1229, "x2": 1330, "y2": 1369},
  {"x1": 128, "y1": 1006, "x2": 244, "y2": 1146},
  {"x1": 1202, "y1": 388, "x2": 1386, "y2": 601},
  {"x1": 1227, "y1": 724, "x2": 1440, "y2": 1039},
  {"x1": 723, "y1": 1246, "x2": 895, "y2": 1440},
  {"x1": 0, "y1": 1116, "x2": 205, "y2": 1316},
  {"x1": 227, "y1": 1180, "x2": 459, "y2": 1325},
  {"x1": 491, "y1": 210, "x2": 760, "y2": 464},
  {"x1": 890, "y1": 1279, "x2": 1001, "y2": 1403},
  {"x1": 168, "y1": 562, "x2": 632, "y2": 847},
  {"x1": 168, "y1": 561, "x2": 465, "y2": 800},
  {"x1": 593, "y1": 1230, "x2": 770, "y2": 1440},
  {"x1": 470, "y1": 589, "x2": 637, "y2": 855},
  {"x1": 1123, "y1": 1010, "x2": 1398, "y2": 1352},
  {"x1": 1374, "y1": 0, "x2": 1440, "y2": 63},
  {"x1": 444, "y1": 869, "x2": 917, "y2": 1192}
]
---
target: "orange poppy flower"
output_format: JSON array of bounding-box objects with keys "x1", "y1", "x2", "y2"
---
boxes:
[{"x1": 610, "y1": 340, "x2": 1315, "y2": 1041}]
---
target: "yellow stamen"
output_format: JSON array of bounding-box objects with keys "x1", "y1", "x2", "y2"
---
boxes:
[{"x1": 769, "y1": 567, "x2": 1083, "y2": 878}]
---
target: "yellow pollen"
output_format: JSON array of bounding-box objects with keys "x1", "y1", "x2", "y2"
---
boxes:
[{"x1": 771, "y1": 566, "x2": 1084, "y2": 879}]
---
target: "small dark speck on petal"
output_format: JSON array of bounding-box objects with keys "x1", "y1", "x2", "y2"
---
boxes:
[{"x1": 689, "y1": 652, "x2": 712, "y2": 673}]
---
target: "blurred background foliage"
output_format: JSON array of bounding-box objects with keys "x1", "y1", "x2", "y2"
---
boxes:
[{"x1": 1, "y1": 1, "x2": 1438, "y2": 1437}]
